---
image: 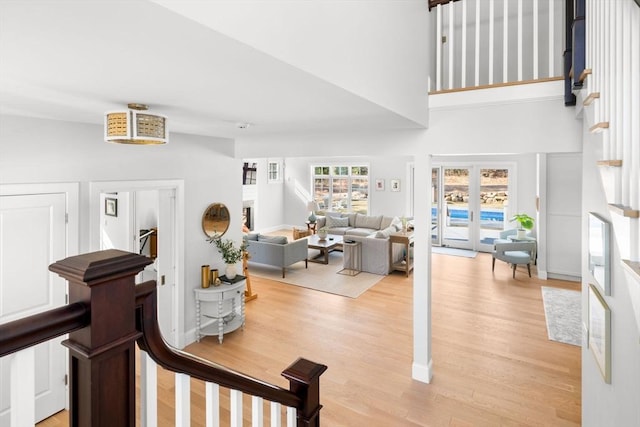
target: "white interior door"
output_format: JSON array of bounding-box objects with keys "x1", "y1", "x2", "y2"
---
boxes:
[
  {"x1": 0, "y1": 193, "x2": 67, "y2": 424},
  {"x1": 157, "y1": 189, "x2": 176, "y2": 346}
]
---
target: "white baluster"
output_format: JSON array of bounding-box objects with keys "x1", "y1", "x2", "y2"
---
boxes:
[
  {"x1": 230, "y1": 389, "x2": 243, "y2": 427},
  {"x1": 448, "y1": 0, "x2": 455, "y2": 89},
  {"x1": 489, "y1": 0, "x2": 495, "y2": 84},
  {"x1": 631, "y1": 3, "x2": 640, "y2": 213},
  {"x1": 175, "y1": 373, "x2": 190, "y2": 427},
  {"x1": 548, "y1": 0, "x2": 554, "y2": 77},
  {"x1": 270, "y1": 402, "x2": 282, "y2": 427},
  {"x1": 436, "y1": 4, "x2": 442, "y2": 91},
  {"x1": 286, "y1": 407, "x2": 297, "y2": 427},
  {"x1": 461, "y1": 0, "x2": 467, "y2": 88},
  {"x1": 474, "y1": 0, "x2": 480, "y2": 86},
  {"x1": 502, "y1": 0, "x2": 508, "y2": 83},
  {"x1": 517, "y1": 0, "x2": 523, "y2": 81},
  {"x1": 252, "y1": 396, "x2": 263, "y2": 427},
  {"x1": 205, "y1": 382, "x2": 220, "y2": 427},
  {"x1": 10, "y1": 348, "x2": 35, "y2": 427},
  {"x1": 140, "y1": 350, "x2": 158, "y2": 427},
  {"x1": 533, "y1": 0, "x2": 539, "y2": 79}
]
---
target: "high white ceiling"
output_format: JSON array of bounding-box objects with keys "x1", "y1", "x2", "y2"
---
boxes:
[{"x1": 0, "y1": 0, "x2": 425, "y2": 139}]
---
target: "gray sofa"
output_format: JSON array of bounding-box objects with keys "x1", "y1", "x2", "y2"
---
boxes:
[
  {"x1": 315, "y1": 213, "x2": 405, "y2": 275},
  {"x1": 243, "y1": 234, "x2": 308, "y2": 278}
]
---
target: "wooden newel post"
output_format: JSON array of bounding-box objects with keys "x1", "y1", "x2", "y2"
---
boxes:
[
  {"x1": 49, "y1": 249, "x2": 152, "y2": 427},
  {"x1": 282, "y1": 358, "x2": 328, "y2": 427}
]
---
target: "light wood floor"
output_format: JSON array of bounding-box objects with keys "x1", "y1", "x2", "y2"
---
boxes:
[{"x1": 38, "y1": 251, "x2": 581, "y2": 426}]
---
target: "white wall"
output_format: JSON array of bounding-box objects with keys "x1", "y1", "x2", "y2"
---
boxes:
[
  {"x1": 0, "y1": 115, "x2": 242, "y2": 344},
  {"x1": 153, "y1": 0, "x2": 430, "y2": 126},
  {"x1": 581, "y1": 126, "x2": 640, "y2": 426}
]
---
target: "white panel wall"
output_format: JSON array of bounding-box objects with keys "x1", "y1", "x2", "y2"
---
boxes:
[
  {"x1": 545, "y1": 153, "x2": 582, "y2": 280},
  {"x1": 0, "y1": 115, "x2": 241, "y2": 344},
  {"x1": 152, "y1": 0, "x2": 429, "y2": 126},
  {"x1": 581, "y1": 126, "x2": 640, "y2": 427}
]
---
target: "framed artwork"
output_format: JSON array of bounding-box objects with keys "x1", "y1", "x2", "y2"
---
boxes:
[
  {"x1": 588, "y1": 284, "x2": 611, "y2": 383},
  {"x1": 375, "y1": 179, "x2": 385, "y2": 191},
  {"x1": 390, "y1": 179, "x2": 400, "y2": 192},
  {"x1": 588, "y1": 213, "x2": 611, "y2": 295},
  {"x1": 105, "y1": 197, "x2": 118, "y2": 217}
]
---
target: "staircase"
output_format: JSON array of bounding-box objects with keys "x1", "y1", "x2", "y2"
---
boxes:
[{"x1": 572, "y1": 0, "x2": 640, "y2": 330}]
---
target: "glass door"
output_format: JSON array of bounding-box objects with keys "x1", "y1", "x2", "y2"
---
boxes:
[
  {"x1": 431, "y1": 168, "x2": 440, "y2": 245},
  {"x1": 442, "y1": 167, "x2": 474, "y2": 249},
  {"x1": 477, "y1": 168, "x2": 510, "y2": 252}
]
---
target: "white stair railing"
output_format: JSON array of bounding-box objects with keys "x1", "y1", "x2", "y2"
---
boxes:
[
  {"x1": 580, "y1": 0, "x2": 640, "y2": 329},
  {"x1": 431, "y1": 0, "x2": 565, "y2": 92}
]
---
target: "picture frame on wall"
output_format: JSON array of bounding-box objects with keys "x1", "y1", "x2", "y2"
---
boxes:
[
  {"x1": 105, "y1": 197, "x2": 118, "y2": 217},
  {"x1": 390, "y1": 179, "x2": 400, "y2": 192},
  {"x1": 375, "y1": 179, "x2": 385, "y2": 191},
  {"x1": 588, "y1": 213, "x2": 611, "y2": 295},
  {"x1": 588, "y1": 284, "x2": 611, "y2": 383}
]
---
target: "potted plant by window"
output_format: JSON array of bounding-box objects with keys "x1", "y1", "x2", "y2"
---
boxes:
[
  {"x1": 209, "y1": 237, "x2": 247, "y2": 280},
  {"x1": 510, "y1": 213, "x2": 535, "y2": 239}
]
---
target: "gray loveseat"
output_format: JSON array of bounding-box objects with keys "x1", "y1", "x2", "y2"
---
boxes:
[
  {"x1": 315, "y1": 213, "x2": 405, "y2": 275},
  {"x1": 243, "y1": 234, "x2": 308, "y2": 278}
]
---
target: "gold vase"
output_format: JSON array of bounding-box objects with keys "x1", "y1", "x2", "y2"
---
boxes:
[
  {"x1": 201, "y1": 265, "x2": 210, "y2": 288},
  {"x1": 210, "y1": 268, "x2": 219, "y2": 286}
]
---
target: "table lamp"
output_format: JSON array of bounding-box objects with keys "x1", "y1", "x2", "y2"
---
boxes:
[{"x1": 307, "y1": 201, "x2": 319, "y2": 223}]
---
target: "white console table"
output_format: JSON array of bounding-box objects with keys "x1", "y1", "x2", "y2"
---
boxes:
[{"x1": 194, "y1": 276, "x2": 245, "y2": 344}]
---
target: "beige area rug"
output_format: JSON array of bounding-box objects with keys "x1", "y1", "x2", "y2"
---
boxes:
[{"x1": 248, "y1": 250, "x2": 384, "y2": 298}]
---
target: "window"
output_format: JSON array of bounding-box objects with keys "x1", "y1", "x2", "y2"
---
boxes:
[
  {"x1": 268, "y1": 159, "x2": 282, "y2": 183},
  {"x1": 243, "y1": 162, "x2": 257, "y2": 185},
  {"x1": 312, "y1": 165, "x2": 369, "y2": 214}
]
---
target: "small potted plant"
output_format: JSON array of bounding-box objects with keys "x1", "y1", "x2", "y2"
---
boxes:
[
  {"x1": 209, "y1": 236, "x2": 247, "y2": 280},
  {"x1": 510, "y1": 213, "x2": 534, "y2": 239}
]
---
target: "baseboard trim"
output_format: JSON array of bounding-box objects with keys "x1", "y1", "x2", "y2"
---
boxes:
[
  {"x1": 412, "y1": 359, "x2": 433, "y2": 384},
  {"x1": 547, "y1": 272, "x2": 581, "y2": 282}
]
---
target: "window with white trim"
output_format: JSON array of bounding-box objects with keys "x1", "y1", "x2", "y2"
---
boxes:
[
  {"x1": 311, "y1": 165, "x2": 369, "y2": 214},
  {"x1": 268, "y1": 159, "x2": 282, "y2": 183}
]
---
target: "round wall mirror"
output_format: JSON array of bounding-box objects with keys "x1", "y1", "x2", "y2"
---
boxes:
[{"x1": 202, "y1": 203, "x2": 230, "y2": 238}]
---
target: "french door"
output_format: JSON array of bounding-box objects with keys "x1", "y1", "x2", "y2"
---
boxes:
[{"x1": 432, "y1": 165, "x2": 513, "y2": 252}]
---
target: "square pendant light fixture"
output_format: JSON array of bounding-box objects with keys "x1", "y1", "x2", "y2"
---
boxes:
[{"x1": 105, "y1": 103, "x2": 168, "y2": 145}]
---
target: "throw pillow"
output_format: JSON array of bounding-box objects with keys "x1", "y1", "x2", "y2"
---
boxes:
[
  {"x1": 326, "y1": 215, "x2": 349, "y2": 228},
  {"x1": 355, "y1": 214, "x2": 383, "y2": 230},
  {"x1": 375, "y1": 226, "x2": 395, "y2": 238}
]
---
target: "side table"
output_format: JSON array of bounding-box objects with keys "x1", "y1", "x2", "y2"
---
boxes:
[
  {"x1": 306, "y1": 221, "x2": 317, "y2": 234},
  {"x1": 194, "y1": 276, "x2": 245, "y2": 344},
  {"x1": 389, "y1": 231, "x2": 414, "y2": 277},
  {"x1": 339, "y1": 240, "x2": 361, "y2": 276}
]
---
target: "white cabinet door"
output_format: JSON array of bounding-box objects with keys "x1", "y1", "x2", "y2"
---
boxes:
[{"x1": 0, "y1": 193, "x2": 67, "y2": 424}]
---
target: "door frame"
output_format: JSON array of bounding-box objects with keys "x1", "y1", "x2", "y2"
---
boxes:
[
  {"x1": 1, "y1": 182, "x2": 80, "y2": 416},
  {"x1": 432, "y1": 162, "x2": 517, "y2": 252},
  {"x1": 89, "y1": 180, "x2": 185, "y2": 349}
]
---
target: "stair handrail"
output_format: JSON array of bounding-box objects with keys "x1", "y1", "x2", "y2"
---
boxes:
[{"x1": 134, "y1": 279, "x2": 327, "y2": 415}]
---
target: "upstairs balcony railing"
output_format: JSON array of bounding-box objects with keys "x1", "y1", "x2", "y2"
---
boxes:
[
  {"x1": 429, "y1": 0, "x2": 566, "y2": 93},
  {"x1": 0, "y1": 250, "x2": 327, "y2": 426}
]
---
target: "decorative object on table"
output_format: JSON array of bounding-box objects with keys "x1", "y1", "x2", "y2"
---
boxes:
[
  {"x1": 202, "y1": 202, "x2": 231, "y2": 238},
  {"x1": 588, "y1": 212, "x2": 611, "y2": 295},
  {"x1": 588, "y1": 284, "x2": 611, "y2": 383},
  {"x1": 209, "y1": 237, "x2": 247, "y2": 280},
  {"x1": 307, "y1": 201, "x2": 319, "y2": 223},
  {"x1": 104, "y1": 103, "x2": 168, "y2": 145},
  {"x1": 401, "y1": 216, "x2": 408, "y2": 232},
  {"x1": 209, "y1": 268, "x2": 219, "y2": 287},
  {"x1": 375, "y1": 179, "x2": 385, "y2": 191},
  {"x1": 293, "y1": 228, "x2": 311, "y2": 240},
  {"x1": 242, "y1": 251, "x2": 258, "y2": 301},
  {"x1": 317, "y1": 226, "x2": 328, "y2": 240},
  {"x1": 105, "y1": 197, "x2": 118, "y2": 217},
  {"x1": 201, "y1": 265, "x2": 210, "y2": 288},
  {"x1": 510, "y1": 213, "x2": 535, "y2": 239},
  {"x1": 390, "y1": 179, "x2": 400, "y2": 192}
]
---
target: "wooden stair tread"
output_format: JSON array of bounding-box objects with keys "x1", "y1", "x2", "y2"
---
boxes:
[
  {"x1": 590, "y1": 122, "x2": 610, "y2": 133},
  {"x1": 583, "y1": 92, "x2": 600, "y2": 106},
  {"x1": 579, "y1": 68, "x2": 592, "y2": 82},
  {"x1": 597, "y1": 160, "x2": 622, "y2": 167},
  {"x1": 622, "y1": 260, "x2": 640, "y2": 282},
  {"x1": 608, "y1": 204, "x2": 640, "y2": 218}
]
